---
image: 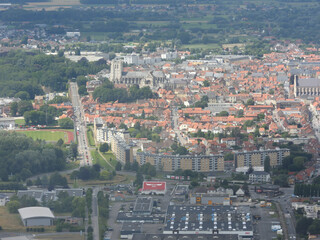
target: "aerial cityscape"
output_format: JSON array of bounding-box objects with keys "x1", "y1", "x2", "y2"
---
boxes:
[{"x1": 0, "y1": 0, "x2": 319, "y2": 240}]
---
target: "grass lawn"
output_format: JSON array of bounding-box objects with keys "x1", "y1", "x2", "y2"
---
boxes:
[
  {"x1": 91, "y1": 150, "x2": 114, "y2": 171},
  {"x1": 0, "y1": 207, "x2": 25, "y2": 231},
  {"x1": 15, "y1": 118, "x2": 25, "y2": 126},
  {"x1": 66, "y1": 174, "x2": 127, "y2": 187},
  {"x1": 101, "y1": 151, "x2": 117, "y2": 167},
  {"x1": 87, "y1": 128, "x2": 95, "y2": 147},
  {"x1": 18, "y1": 130, "x2": 68, "y2": 142}
]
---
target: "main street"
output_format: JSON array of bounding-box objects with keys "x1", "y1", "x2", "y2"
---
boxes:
[
  {"x1": 69, "y1": 82, "x2": 92, "y2": 166},
  {"x1": 172, "y1": 107, "x2": 188, "y2": 145}
]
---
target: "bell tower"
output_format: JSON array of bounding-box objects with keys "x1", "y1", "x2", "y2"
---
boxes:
[{"x1": 110, "y1": 60, "x2": 123, "y2": 83}]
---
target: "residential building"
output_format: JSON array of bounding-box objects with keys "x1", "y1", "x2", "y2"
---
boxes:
[
  {"x1": 234, "y1": 148, "x2": 290, "y2": 168},
  {"x1": 137, "y1": 152, "x2": 225, "y2": 172},
  {"x1": 249, "y1": 171, "x2": 271, "y2": 183}
]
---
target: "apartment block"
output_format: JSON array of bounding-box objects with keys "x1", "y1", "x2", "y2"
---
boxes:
[{"x1": 137, "y1": 152, "x2": 224, "y2": 172}]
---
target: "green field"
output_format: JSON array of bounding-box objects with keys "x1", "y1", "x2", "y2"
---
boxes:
[
  {"x1": 18, "y1": 130, "x2": 68, "y2": 142},
  {"x1": 101, "y1": 151, "x2": 117, "y2": 168},
  {"x1": 182, "y1": 43, "x2": 220, "y2": 50},
  {"x1": 91, "y1": 150, "x2": 114, "y2": 171},
  {"x1": 87, "y1": 128, "x2": 95, "y2": 146},
  {"x1": 14, "y1": 119, "x2": 25, "y2": 125}
]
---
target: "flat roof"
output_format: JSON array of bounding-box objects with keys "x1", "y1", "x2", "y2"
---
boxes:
[
  {"x1": 132, "y1": 233, "x2": 239, "y2": 240},
  {"x1": 164, "y1": 205, "x2": 252, "y2": 233},
  {"x1": 18, "y1": 207, "x2": 54, "y2": 220},
  {"x1": 133, "y1": 197, "x2": 153, "y2": 213}
]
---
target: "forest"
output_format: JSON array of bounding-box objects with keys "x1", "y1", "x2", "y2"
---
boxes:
[
  {"x1": 0, "y1": 51, "x2": 105, "y2": 99},
  {"x1": 0, "y1": 131, "x2": 68, "y2": 182}
]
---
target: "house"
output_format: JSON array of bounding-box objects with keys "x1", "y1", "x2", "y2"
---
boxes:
[{"x1": 249, "y1": 171, "x2": 271, "y2": 183}]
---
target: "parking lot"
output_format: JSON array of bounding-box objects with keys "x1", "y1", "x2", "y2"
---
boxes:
[{"x1": 251, "y1": 204, "x2": 279, "y2": 240}]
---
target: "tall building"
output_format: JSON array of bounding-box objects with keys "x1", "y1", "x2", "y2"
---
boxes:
[
  {"x1": 234, "y1": 148, "x2": 290, "y2": 168},
  {"x1": 137, "y1": 152, "x2": 225, "y2": 172}
]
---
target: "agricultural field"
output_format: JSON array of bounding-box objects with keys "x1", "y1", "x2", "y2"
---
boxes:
[
  {"x1": 16, "y1": 129, "x2": 74, "y2": 143},
  {"x1": 24, "y1": 0, "x2": 81, "y2": 10}
]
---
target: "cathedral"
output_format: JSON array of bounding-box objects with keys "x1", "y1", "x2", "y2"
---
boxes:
[{"x1": 109, "y1": 60, "x2": 167, "y2": 89}]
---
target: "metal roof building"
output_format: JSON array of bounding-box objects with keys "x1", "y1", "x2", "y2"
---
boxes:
[
  {"x1": 18, "y1": 207, "x2": 54, "y2": 227},
  {"x1": 164, "y1": 205, "x2": 253, "y2": 238}
]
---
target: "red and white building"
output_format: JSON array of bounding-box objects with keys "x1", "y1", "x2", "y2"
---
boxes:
[{"x1": 141, "y1": 181, "x2": 166, "y2": 195}]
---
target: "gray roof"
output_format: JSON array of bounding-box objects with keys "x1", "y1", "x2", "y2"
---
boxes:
[
  {"x1": 55, "y1": 189, "x2": 83, "y2": 197},
  {"x1": 123, "y1": 71, "x2": 148, "y2": 78},
  {"x1": 153, "y1": 71, "x2": 165, "y2": 78},
  {"x1": 297, "y1": 78, "x2": 320, "y2": 87},
  {"x1": 133, "y1": 197, "x2": 153, "y2": 213},
  {"x1": 17, "y1": 190, "x2": 43, "y2": 199},
  {"x1": 18, "y1": 207, "x2": 54, "y2": 220}
]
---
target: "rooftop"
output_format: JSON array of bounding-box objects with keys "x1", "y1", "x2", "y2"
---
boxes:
[
  {"x1": 18, "y1": 207, "x2": 54, "y2": 220},
  {"x1": 164, "y1": 205, "x2": 252, "y2": 234}
]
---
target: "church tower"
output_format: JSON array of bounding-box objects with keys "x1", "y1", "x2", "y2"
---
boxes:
[{"x1": 110, "y1": 60, "x2": 123, "y2": 83}]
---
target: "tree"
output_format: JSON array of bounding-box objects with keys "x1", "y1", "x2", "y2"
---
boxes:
[
  {"x1": 264, "y1": 156, "x2": 271, "y2": 173},
  {"x1": 203, "y1": 80, "x2": 210, "y2": 87},
  {"x1": 296, "y1": 217, "x2": 313, "y2": 236},
  {"x1": 134, "y1": 171, "x2": 144, "y2": 188},
  {"x1": 18, "y1": 100, "x2": 33, "y2": 116},
  {"x1": 10, "y1": 102, "x2": 18, "y2": 117},
  {"x1": 246, "y1": 99, "x2": 255, "y2": 106},
  {"x1": 99, "y1": 143, "x2": 109, "y2": 152},
  {"x1": 58, "y1": 118, "x2": 74, "y2": 129},
  {"x1": 174, "y1": 146, "x2": 188, "y2": 155},
  {"x1": 7, "y1": 200, "x2": 21, "y2": 213},
  {"x1": 70, "y1": 142, "x2": 78, "y2": 159},
  {"x1": 115, "y1": 162, "x2": 122, "y2": 171}
]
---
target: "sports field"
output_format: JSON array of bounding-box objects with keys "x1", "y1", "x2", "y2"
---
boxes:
[{"x1": 17, "y1": 129, "x2": 74, "y2": 143}]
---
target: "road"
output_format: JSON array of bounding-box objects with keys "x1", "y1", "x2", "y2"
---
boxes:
[
  {"x1": 69, "y1": 82, "x2": 92, "y2": 166},
  {"x1": 92, "y1": 187, "x2": 100, "y2": 240},
  {"x1": 278, "y1": 187, "x2": 296, "y2": 239},
  {"x1": 172, "y1": 107, "x2": 188, "y2": 145}
]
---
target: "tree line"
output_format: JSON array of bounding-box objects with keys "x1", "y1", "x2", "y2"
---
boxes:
[{"x1": 92, "y1": 80, "x2": 156, "y2": 103}]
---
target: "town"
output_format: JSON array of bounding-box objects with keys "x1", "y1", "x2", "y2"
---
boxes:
[{"x1": 0, "y1": 1, "x2": 320, "y2": 240}]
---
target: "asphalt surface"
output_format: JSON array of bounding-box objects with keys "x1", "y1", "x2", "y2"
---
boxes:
[
  {"x1": 249, "y1": 186, "x2": 296, "y2": 240},
  {"x1": 92, "y1": 187, "x2": 100, "y2": 240},
  {"x1": 69, "y1": 82, "x2": 92, "y2": 167}
]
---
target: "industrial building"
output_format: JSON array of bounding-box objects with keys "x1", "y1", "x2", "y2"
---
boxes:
[
  {"x1": 164, "y1": 205, "x2": 253, "y2": 238},
  {"x1": 18, "y1": 207, "x2": 54, "y2": 227},
  {"x1": 133, "y1": 197, "x2": 153, "y2": 215},
  {"x1": 120, "y1": 222, "x2": 143, "y2": 239},
  {"x1": 132, "y1": 234, "x2": 244, "y2": 240}
]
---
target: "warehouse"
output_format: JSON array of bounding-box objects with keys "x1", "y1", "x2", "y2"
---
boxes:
[
  {"x1": 133, "y1": 197, "x2": 153, "y2": 215},
  {"x1": 18, "y1": 207, "x2": 55, "y2": 227},
  {"x1": 164, "y1": 205, "x2": 253, "y2": 238}
]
